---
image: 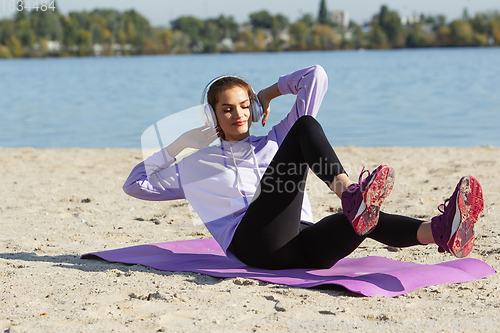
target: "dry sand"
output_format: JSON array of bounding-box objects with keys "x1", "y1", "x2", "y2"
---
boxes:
[{"x1": 0, "y1": 146, "x2": 499, "y2": 332}]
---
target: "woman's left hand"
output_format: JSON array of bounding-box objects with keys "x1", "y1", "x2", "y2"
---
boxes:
[
  {"x1": 257, "y1": 83, "x2": 282, "y2": 127},
  {"x1": 257, "y1": 89, "x2": 271, "y2": 126}
]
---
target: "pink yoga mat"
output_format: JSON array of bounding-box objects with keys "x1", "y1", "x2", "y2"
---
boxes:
[{"x1": 81, "y1": 238, "x2": 496, "y2": 297}]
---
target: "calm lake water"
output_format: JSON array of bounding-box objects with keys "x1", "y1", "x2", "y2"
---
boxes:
[{"x1": 1, "y1": 47, "x2": 499, "y2": 148}]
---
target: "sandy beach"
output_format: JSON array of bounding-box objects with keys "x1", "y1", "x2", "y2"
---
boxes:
[{"x1": 1, "y1": 146, "x2": 499, "y2": 332}]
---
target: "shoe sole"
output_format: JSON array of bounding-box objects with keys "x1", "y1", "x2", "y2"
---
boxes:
[
  {"x1": 353, "y1": 165, "x2": 395, "y2": 235},
  {"x1": 448, "y1": 176, "x2": 484, "y2": 258}
]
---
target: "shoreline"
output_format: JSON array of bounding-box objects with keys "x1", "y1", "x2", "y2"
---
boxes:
[
  {"x1": 0, "y1": 45, "x2": 498, "y2": 58},
  {"x1": 1, "y1": 147, "x2": 498, "y2": 331}
]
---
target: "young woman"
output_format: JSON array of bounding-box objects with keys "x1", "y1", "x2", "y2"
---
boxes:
[{"x1": 123, "y1": 65, "x2": 484, "y2": 269}]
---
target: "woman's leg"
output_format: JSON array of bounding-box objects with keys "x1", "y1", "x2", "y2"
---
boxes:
[
  {"x1": 297, "y1": 175, "x2": 485, "y2": 268},
  {"x1": 231, "y1": 116, "x2": 426, "y2": 269},
  {"x1": 235, "y1": 200, "x2": 425, "y2": 269},
  {"x1": 297, "y1": 212, "x2": 424, "y2": 268},
  {"x1": 231, "y1": 116, "x2": 346, "y2": 269}
]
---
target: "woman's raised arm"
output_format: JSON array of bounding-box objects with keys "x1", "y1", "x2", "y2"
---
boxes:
[
  {"x1": 166, "y1": 125, "x2": 220, "y2": 158},
  {"x1": 266, "y1": 65, "x2": 329, "y2": 144},
  {"x1": 257, "y1": 82, "x2": 282, "y2": 127},
  {"x1": 123, "y1": 125, "x2": 219, "y2": 201}
]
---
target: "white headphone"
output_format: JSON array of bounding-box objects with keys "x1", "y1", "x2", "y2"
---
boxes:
[{"x1": 201, "y1": 75, "x2": 263, "y2": 128}]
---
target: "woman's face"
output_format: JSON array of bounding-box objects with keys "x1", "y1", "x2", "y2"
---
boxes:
[{"x1": 215, "y1": 86, "x2": 251, "y2": 142}]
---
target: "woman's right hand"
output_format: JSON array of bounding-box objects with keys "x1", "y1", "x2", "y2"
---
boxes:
[
  {"x1": 167, "y1": 125, "x2": 221, "y2": 158},
  {"x1": 181, "y1": 125, "x2": 221, "y2": 149}
]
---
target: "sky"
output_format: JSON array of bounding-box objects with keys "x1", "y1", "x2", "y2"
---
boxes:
[{"x1": 1, "y1": 0, "x2": 499, "y2": 26}]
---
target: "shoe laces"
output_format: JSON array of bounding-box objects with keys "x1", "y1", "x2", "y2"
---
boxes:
[
  {"x1": 345, "y1": 167, "x2": 370, "y2": 193},
  {"x1": 358, "y1": 167, "x2": 371, "y2": 192},
  {"x1": 438, "y1": 198, "x2": 450, "y2": 214},
  {"x1": 358, "y1": 167, "x2": 369, "y2": 182}
]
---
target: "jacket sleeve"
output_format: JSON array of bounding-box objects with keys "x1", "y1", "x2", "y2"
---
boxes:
[
  {"x1": 123, "y1": 148, "x2": 186, "y2": 201},
  {"x1": 271, "y1": 65, "x2": 328, "y2": 144}
]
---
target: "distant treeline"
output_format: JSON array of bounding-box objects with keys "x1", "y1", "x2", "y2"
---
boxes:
[{"x1": 0, "y1": 1, "x2": 499, "y2": 58}]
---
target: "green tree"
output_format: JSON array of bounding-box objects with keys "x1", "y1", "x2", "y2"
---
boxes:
[
  {"x1": 120, "y1": 9, "x2": 151, "y2": 51},
  {"x1": 491, "y1": 19, "x2": 500, "y2": 45},
  {"x1": 469, "y1": 12, "x2": 492, "y2": 46},
  {"x1": 0, "y1": 44, "x2": 12, "y2": 58},
  {"x1": 311, "y1": 24, "x2": 338, "y2": 50},
  {"x1": 248, "y1": 11, "x2": 290, "y2": 51},
  {"x1": 31, "y1": 9, "x2": 64, "y2": 41},
  {"x1": 347, "y1": 21, "x2": 365, "y2": 49},
  {"x1": 0, "y1": 19, "x2": 14, "y2": 45},
  {"x1": 462, "y1": 8, "x2": 470, "y2": 22},
  {"x1": 68, "y1": 11, "x2": 88, "y2": 29},
  {"x1": 13, "y1": 9, "x2": 29, "y2": 23},
  {"x1": 368, "y1": 24, "x2": 388, "y2": 49},
  {"x1": 271, "y1": 14, "x2": 289, "y2": 45},
  {"x1": 470, "y1": 13, "x2": 490, "y2": 34},
  {"x1": 62, "y1": 16, "x2": 79, "y2": 47},
  {"x1": 289, "y1": 21, "x2": 309, "y2": 50},
  {"x1": 318, "y1": 0, "x2": 329, "y2": 25},
  {"x1": 157, "y1": 29, "x2": 173, "y2": 53},
  {"x1": 253, "y1": 30, "x2": 270, "y2": 51},
  {"x1": 377, "y1": 5, "x2": 403, "y2": 47},
  {"x1": 436, "y1": 25, "x2": 452, "y2": 46},
  {"x1": 117, "y1": 30, "x2": 126, "y2": 44},
  {"x1": 88, "y1": 14, "x2": 109, "y2": 43},
  {"x1": 14, "y1": 12, "x2": 35, "y2": 47},
  {"x1": 422, "y1": 14, "x2": 436, "y2": 26},
  {"x1": 90, "y1": 9, "x2": 121, "y2": 40},
  {"x1": 171, "y1": 30, "x2": 191, "y2": 53},
  {"x1": 6, "y1": 35, "x2": 24, "y2": 57},
  {"x1": 298, "y1": 14, "x2": 315, "y2": 28},
  {"x1": 194, "y1": 15, "x2": 239, "y2": 52},
  {"x1": 275, "y1": 14, "x2": 289, "y2": 31},
  {"x1": 406, "y1": 23, "x2": 425, "y2": 48},
  {"x1": 436, "y1": 15, "x2": 447, "y2": 27},
  {"x1": 202, "y1": 20, "x2": 221, "y2": 43},
  {"x1": 234, "y1": 29, "x2": 254, "y2": 52},
  {"x1": 473, "y1": 33, "x2": 488, "y2": 46},
  {"x1": 249, "y1": 10, "x2": 274, "y2": 30},
  {"x1": 450, "y1": 20, "x2": 474, "y2": 46},
  {"x1": 76, "y1": 29, "x2": 91, "y2": 55},
  {"x1": 212, "y1": 15, "x2": 238, "y2": 39},
  {"x1": 171, "y1": 16, "x2": 204, "y2": 42}
]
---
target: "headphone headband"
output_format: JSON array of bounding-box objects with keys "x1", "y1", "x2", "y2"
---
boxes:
[{"x1": 201, "y1": 75, "x2": 241, "y2": 106}]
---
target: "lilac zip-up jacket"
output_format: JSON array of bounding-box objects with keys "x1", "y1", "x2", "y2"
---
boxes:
[{"x1": 123, "y1": 65, "x2": 328, "y2": 258}]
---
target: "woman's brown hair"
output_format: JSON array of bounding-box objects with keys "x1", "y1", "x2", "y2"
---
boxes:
[{"x1": 206, "y1": 76, "x2": 256, "y2": 114}]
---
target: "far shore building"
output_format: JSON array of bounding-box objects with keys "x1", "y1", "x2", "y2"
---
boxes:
[
  {"x1": 331, "y1": 10, "x2": 349, "y2": 29},
  {"x1": 46, "y1": 40, "x2": 61, "y2": 53}
]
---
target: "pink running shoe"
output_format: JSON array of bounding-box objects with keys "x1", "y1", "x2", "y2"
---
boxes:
[
  {"x1": 431, "y1": 176, "x2": 484, "y2": 258},
  {"x1": 341, "y1": 165, "x2": 395, "y2": 235}
]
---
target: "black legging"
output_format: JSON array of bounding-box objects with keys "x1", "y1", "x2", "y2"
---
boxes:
[{"x1": 231, "y1": 116, "x2": 424, "y2": 269}]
